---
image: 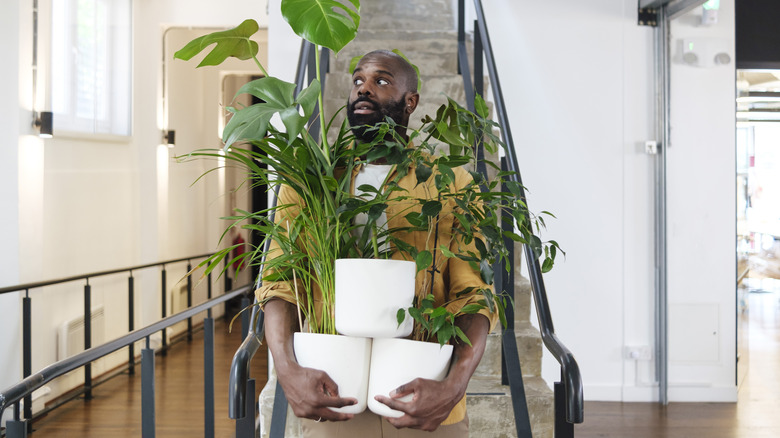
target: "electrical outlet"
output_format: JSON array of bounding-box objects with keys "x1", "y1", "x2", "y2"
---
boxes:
[{"x1": 623, "y1": 345, "x2": 653, "y2": 361}]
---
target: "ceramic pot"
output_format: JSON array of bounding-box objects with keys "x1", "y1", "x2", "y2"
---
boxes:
[
  {"x1": 366, "y1": 337, "x2": 454, "y2": 418},
  {"x1": 293, "y1": 332, "x2": 371, "y2": 414},
  {"x1": 335, "y1": 258, "x2": 415, "y2": 338}
]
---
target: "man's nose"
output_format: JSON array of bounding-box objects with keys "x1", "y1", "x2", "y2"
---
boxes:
[{"x1": 357, "y1": 82, "x2": 372, "y2": 96}]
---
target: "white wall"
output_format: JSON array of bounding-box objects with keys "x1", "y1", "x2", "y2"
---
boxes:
[
  {"x1": 1, "y1": 0, "x2": 269, "y2": 412},
  {"x1": 485, "y1": 0, "x2": 657, "y2": 401},
  {"x1": 485, "y1": 0, "x2": 736, "y2": 402},
  {"x1": 0, "y1": 0, "x2": 24, "y2": 425}
]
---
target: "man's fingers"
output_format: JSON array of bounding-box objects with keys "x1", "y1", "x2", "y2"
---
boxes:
[
  {"x1": 320, "y1": 396, "x2": 358, "y2": 408},
  {"x1": 389, "y1": 379, "x2": 419, "y2": 398}
]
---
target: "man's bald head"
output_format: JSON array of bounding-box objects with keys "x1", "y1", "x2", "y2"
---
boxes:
[{"x1": 356, "y1": 50, "x2": 418, "y2": 94}]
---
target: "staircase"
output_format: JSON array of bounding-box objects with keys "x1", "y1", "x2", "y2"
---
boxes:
[{"x1": 258, "y1": 3, "x2": 554, "y2": 436}]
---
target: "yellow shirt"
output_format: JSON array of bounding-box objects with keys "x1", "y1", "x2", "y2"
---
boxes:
[{"x1": 257, "y1": 161, "x2": 499, "y2": 425}]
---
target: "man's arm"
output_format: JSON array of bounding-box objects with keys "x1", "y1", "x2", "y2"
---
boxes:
[
  {"x1": 264, "y1": 299, "x2": 357, "y2": 421},
  {"x1": 373, "y1": 313, "x2": 490, "y2": 431}
]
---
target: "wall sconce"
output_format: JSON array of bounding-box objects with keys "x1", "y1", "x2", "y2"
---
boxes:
[
  {"x1": 34, "y1": 111, "x2": 53, "y2": 138},
  {"x1": 162, "y1": 129, "x2": 175, "y2": 148}
]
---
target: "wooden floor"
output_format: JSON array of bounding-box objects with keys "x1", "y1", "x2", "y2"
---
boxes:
[
  {"x1": 24, "y1": 290, "x2": 780, "y2": 437},
  {"x1": 29, "y1": 316, "x2": 268, "y2": 437}
]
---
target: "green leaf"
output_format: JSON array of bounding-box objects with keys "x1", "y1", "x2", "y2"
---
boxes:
[
  {"x1": 174, "y1": 19, "x2": 260, "y2": 68},
  {"x1": 542, "y1": 257, "x2": 554, "y2": 273},
  {"x1": 223, "y1": 77, "x2": 318, "y2": 147},
  {"x1": 475, "y1": 94, "x2": 489, "y2": 119},
  {"x1": 396, "y1": 308, "x2": 407, "y2": 326},
  {"x1": 404, "y1": 212, "x2": 427, "y2": 228},
  {"x1": 439, "y1": 245, "x2": 456, "y2": 258},
  {"x1": 479, "y1": 259, "x2": 494, "y2": 285},
  {"x1": 454, "y1": 326, "x2": 472, "y2": 346},
  {"x1": 460, "y1": 303, "x2": 484, "y2": 314},
  {"x1": 281, "y1": 0, "x2": 361, "y2": 54},
  {"x1": 415, "y1": 164, "x2": 433, "y2": 185},
  {"x1": 349, "y1": 55, "x2": 363, "y2": 73},
  {"x1": 368, "y1": 203, "x2": 387, "y2": 221},
  {"x1": 421, "y1": 201, "x2": 442, "y2": 217},
  {"x1": 415, "y1": 250, "x2": 433, "y2": 273},
  {"x1": 437, "y1": 324, "x2": 454, "y2": 346}
]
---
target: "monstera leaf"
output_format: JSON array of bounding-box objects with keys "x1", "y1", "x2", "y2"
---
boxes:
[
  {"x1": 281, "y1": 0, "x2": 360, "y2": 54},
  {"x1": 173, "y1": 19, "x2": 260, "y2": 67},
  {"x1": 223, "y1": 77, "x2": 321, "y2": 148}
]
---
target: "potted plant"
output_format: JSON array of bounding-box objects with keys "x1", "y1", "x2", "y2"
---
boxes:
[{"x1": 174, "y1": 0, "x2": 561, "y2": 419}]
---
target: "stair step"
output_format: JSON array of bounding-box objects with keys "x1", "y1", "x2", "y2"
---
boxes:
[
  {"x1": 466, "y1": 376, "x2": 554, "y2": 438},
  {"x1": 474, "y1": 321, "x2": 543, "y2": 379},
  {"x1": 330, "y1": 30, "x2": 459, "y2": 75},
  {"x1": 324, "y1": 73, "x2": 468, "y2": 103},
  {"x1": 358, "y1": 0, "x2": 454, "y2": 31}
]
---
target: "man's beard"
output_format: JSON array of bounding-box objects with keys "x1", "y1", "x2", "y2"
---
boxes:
[{"x1": 346, "y1": 96, "x2": 407, "y2": 143}]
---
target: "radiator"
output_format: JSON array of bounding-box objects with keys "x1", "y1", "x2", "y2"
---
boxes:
[{"x1": 57, "y1": 305, "x2": 106, "y2": 361}]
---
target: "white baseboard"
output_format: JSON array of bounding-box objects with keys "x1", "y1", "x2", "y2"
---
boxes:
[
  {"x1": 584, "y1": 384, "x2": 737, "y2": 402},
  {"x1": 668, "y1": 385, "x2": 737, "y2": 402}
]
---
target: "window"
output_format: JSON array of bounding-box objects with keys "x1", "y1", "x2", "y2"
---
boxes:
[{"x1": 51, "y1": 0, "x2": 132, "y2": 136}]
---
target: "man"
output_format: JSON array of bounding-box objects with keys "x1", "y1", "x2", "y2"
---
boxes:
[{"x1": 259, "y1": 50, "x2": 495, "y2": 437}]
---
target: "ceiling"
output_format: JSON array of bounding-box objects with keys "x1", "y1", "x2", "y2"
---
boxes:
[{"x1": 737, "y1": 71, "x2": 780, "y2": 122}]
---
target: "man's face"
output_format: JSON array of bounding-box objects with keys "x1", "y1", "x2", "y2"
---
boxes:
[{"x1": 346, "y1": 55, "x2": 416, "y2": 142}]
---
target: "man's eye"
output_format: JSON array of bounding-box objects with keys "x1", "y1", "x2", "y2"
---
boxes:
[
  {"x1": 378, "y1": 79, "x2": 389, "y2": 85},
  {"x1": 354, "y1": 79, "x2": 364, "y2": 86}
]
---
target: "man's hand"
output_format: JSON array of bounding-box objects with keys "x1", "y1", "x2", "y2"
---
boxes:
[
  {"x1": 264, "y1": 299, "x2": 355, "y2": 422},
  {"x1": 276, "y1": 362, "x2": 357, "y2": 422},
  {"x1": 373, "y1": 378, "x2": 461, "y2": 431},
  {"x1": 374, "y1": 313, "x2": 491, "y2": 431}
]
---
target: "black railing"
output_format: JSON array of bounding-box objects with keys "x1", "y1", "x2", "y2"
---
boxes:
[
  {"x1": 457, "y1": 0, "x2": 584, "y2": 435},
  {"x1": 0, "y1": 253, "x2": 229, "y2": 433},
  {"x1": 0, "y1": 282, "x2": 252, "y2": 438}
]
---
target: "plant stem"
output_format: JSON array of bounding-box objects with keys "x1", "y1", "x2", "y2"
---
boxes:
[{"x1": 252, "y1": 53, "x2": 269, "y2": 78}]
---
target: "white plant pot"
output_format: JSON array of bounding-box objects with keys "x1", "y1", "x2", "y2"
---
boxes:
[
  {"x1": 293, "y1": 332, "x2": 371, "y2": 414},
  {"x1": 335, "y1": 258, "x2": 416, "y2": 338},
  {"x1": 367, "y1": 338, "x2": 454, "y2": 418}
]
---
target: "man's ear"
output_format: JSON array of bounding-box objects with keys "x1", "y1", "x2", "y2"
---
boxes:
[{"x1": 405, "y1": 92, "x2": 420, "y2": 114}]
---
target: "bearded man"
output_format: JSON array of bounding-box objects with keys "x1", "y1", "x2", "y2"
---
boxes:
[{"x1": 259, "y1": 50, "x2": 496, "y2": 437}]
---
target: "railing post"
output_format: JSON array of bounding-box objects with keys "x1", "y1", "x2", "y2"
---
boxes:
[
  {"x1": 555, "y1": 377, "x2": 574, "y2": 438},
  {"x1": 84, "y1": 280, "x2": 93, "y2": 400},
  {"x1": 161, "y1": 266, "x2": 167, "y2": 355},
  {"x1": 128, "y1": 273, "x2": 135, "y2": 375},
  {"x1": 142, "y1": 336, "x2": 156, "y2": 438},
  {"x1": 236, "y1": 378, "x2": 256, "y2": 438},
  {"x1": 457, "y1": 0, "x2": 464, "y2": 74},
  {"x1": 204, "y1": 312, "x2": 215, "y2": 438},
  {"x1": 6, "y1": 418, "x2": 27, "y2": 438},
  {"x1": 187, "y1": 261, "x2": 193, "y2": 341},
  {"x1": 474, "y1": 19, "x2": 484, "y2": 99},
  {"x1": 22, "y1": 292, "x2": 32, "y2": 431}
]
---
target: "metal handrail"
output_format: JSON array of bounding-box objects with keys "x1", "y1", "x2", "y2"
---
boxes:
[
  {"x1": 0, "y1": 284, "x2": 251, "y2": 419},
  {"x1": 459, "y1": 0, "x2": 584, "y2": 426},
  {"x1": 0, "y1": 253, "x2": 213, "y2": 295}
]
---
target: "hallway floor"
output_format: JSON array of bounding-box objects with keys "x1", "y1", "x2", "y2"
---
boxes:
[
  {"x1": 27, "y1": 317, "x2": 269, "y2": 437},
  {"x1": 576, "y1": 289, "x2": 780, "y2": 438}
]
